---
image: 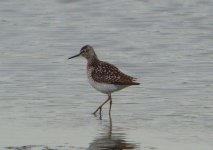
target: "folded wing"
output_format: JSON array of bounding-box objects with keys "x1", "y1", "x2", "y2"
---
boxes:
[{"x1": 91, "y1": 61, "x2": 140, "y2": 85}]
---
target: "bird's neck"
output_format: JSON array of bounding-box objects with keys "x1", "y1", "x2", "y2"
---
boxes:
[{"x1": 87, "y1": 55, "x2": 99, "y2": 66}]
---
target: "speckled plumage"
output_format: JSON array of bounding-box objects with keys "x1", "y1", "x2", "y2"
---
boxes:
[
  {"x1": 68, "y1": 45, "x2": 140, "y2": 115},
  {"x1": 87, "y1": 58, "x2": 139, "y2": 94},
  {"x1": 90, "y1": 60, "x2": 139, "y2": 85}
]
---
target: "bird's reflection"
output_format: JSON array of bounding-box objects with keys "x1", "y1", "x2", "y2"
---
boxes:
[{"x1": 87, "y1": 114, "x2": 139, "y2": 150}]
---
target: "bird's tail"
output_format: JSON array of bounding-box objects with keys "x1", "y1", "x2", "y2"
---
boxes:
[
  {"x1": 131, "y1": 78, "x2": 140, "y2": 85},
  {"x1": 131, "y1": 81, "x2": 140, "y2": 85}
]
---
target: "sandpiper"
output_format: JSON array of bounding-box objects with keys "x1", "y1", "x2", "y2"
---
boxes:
[{"x1": 68, "y1": 45, "x2": 139, "y2": 115}]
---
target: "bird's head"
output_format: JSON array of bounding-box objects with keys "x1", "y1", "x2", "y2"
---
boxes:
[{"x1": 68, "y1": 45, "x2": 96, "y2": 60}]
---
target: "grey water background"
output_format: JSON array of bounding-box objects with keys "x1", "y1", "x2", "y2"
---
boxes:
[{"x1": 0, "y1": 0, "x2": 213, "y2": 149}]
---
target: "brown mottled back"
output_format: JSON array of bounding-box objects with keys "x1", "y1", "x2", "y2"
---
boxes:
[{"x1": 90, "y1": 60, "x2": 140, "y2": 85}]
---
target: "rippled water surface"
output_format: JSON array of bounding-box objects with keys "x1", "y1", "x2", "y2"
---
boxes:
[{"x1": 0, "y1": 0, "x2": 213, "y2": 149}]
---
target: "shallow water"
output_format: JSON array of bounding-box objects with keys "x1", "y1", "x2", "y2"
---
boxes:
[{"x1": 0, "y1": 0, "x2": 213, "y2": 149}]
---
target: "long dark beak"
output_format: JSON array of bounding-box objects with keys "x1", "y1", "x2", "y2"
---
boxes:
[{"x1": 68, "y1": 53, "x2": 81, "y2": 59}]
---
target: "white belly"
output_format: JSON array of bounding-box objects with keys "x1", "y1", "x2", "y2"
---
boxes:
[{"x1": 87, "y1": 68, "x2": 127, "y2": 94}]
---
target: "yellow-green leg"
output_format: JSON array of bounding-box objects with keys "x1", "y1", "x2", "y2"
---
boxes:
[
  {"x1": 93, "y1": 94, "x2": 111, "y2": 114},
  {"x1": 109, "y1": 94, "x2": 112, "y2": 115}
]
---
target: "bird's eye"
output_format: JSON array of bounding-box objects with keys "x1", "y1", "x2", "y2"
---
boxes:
[{"x1": 81, "y1": 49, "x2": 88, "y2": 54}]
